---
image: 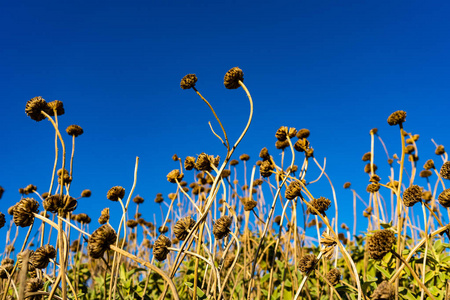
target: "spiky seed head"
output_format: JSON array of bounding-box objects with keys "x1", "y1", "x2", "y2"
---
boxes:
[{"x1": 224, "y1": 67, "x2": 244, "y2": 89}]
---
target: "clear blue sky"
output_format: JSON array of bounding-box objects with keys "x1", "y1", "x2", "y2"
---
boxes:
[{"x1": 1, "y1": 1, "x2": 450, "y2": 250}]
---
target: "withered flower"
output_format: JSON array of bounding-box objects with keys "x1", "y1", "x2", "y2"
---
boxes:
[
  {"x1": 367, "y1": 229, "x2": 395, "y2": 260},
  {"x1": 81, "y1": 189, "x2": 92, "y2": 198},
  {"x1": 259, "y1": 160, "x2": 274, "y2": 178},
  {"x1": 153, "y1": 235, "x2": 171, "y2": 261},
  {"x1": 419, "y1": 170, "x2": 432, "y2": 178},
  {"x1": 364, "y1": 163, "x2": 378, "y2": 174},
  {"x1": 184, "y1": 156, "x2": 196, "y2": 171},
  {"x1": 167, "y1": 169, "x2": 184, "y2": 183},
  {"x1": 362, "y1": 152, "x2": 372, "y2": 162},
  {"x1": 438, "y1": 189, "x2": 450, "y2": 208},
  {"x1": 25, "y1": 277, "x2": 44, "y2": 299},
  {"x1": 23, "y1": 184, "x2": 37, "y2": 195},
  {"x1": 47, "y1": 100, "x2": 65, "y2": 116},
  {"x1": 423, "y1": 159, "x2": 435, "y2": 170},
  {"x1": 25, "y1": 96, "x2": 49, "y2": 121},
  {"x1": 274, "y1": 215, "x2": 282, "y2": 225},
  {"x1": 366, "y1": 183, "x2": 380, "y2": 193},
  {"x1": 223, "y1": 253, "x2": 236, "y2": 269},
  {"x1": 422, "y1": 190, "x2": 432, "y2": 202},
  {"x1": 133, "y1": 195, "x2": 144, "y2": 204},
  {"x1": 180, "y1": 74, "x2": 198, "y2": 89},
  {"x1": 294, "y1": 138, "x2": 309, "y2": 152},
  {"x1": 275, "y1": 140, "x2": 290, "y2": 150},
  {"x1": 0, "y1": 186, "x2": 4, "y2": 199},
  {"x1": 372, "y1": 281, "x2": 394, "y2": 300},
  {"x1": 107, "y1": 186, "x2": 125, "y2": 201},
  {"x1": 70, "y1": 240, "x2": 81, "y2": 253},
  {"x1": 174, "y1": 216, "x2": 195, "y2": 240},
  {"x1": 307, "y1": 197, "x2": 331, "y2": 215},
  {"x1": 320, "y1": 231, "x2": 337, "y2": 259},
  {"x1": 66, "y1": 124, "x2": 84, "y2": 137},
  {"x1": 159, "y1": 225, "x2": 169, "y2": 234},
  {"x1": 436, "y1": 145, "x2": 446, "y2": 155},
  {"x1": 387, "y1": 110, "x2": 406, "y2": 126},
  {"x1": 242, "y1": 197, "x2": 257, "y2": 211},
  {"x1": 195, "y1": 153, "x2": 214, "y2": 172},
  {"x1": 275, "y1": 126, "x2": 289, "y2": 141},
  {"x1": 0, "y1": 213, "x2": 5, "y2": 229},
  {"x1": 13, "y1": 198, "x2": 39, "y2": 227},
  {"x1": 155, "y1": 193, "x2": 164, "y2": 203},
  {"x1": 98, "y1": 207, "x2": 110, "y2": 224},
  {"x1": 127, "y1": 219, "x2": 138, "y2": 228},
  {"x1": 213, "y1": 216, "x2": 232, "y2": 240},
  {"x1": 440, "y1": 162, "x2": 450, "y2": 180},
  {"x1": 326, "y1": 268, "x2": 341, "y2": 286},
  {"x1": 285, "y1": 180, "x2": 302, "y2": 200},
  {"x1": 239, "y1": 154, "x2": 250, "y2": 161},
  {"x1": 30, "y1": 245, "x2": 56, "y2": 269},
  {"x1": 0, "y1": 258, "x2": 14, "y2": 278},
  {"x1": 343, "y1": 182, "x2": 351, "y2": 189},
  {"x1": 259, "y1": 147, "x2": 270, "y2": 160},
  {"x1": 88, "y1": 224, "x2": 117, "y2": 258},
  {"x1": 224, "y1": 67, "x2": 244, "y2": 89},
  {"x1": 296, "y1": 129, "x2": 310, "y2": 139},
  {"x1": 299, "y1": 254, "x2": 318, "y2": 274},
  {"x1": 230, "y1": 159, "x2": 239, "y2": 166}
]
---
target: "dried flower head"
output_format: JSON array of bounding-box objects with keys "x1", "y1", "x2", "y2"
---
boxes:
[
  {"x1": 296, "y1": 129, "x2": 310, "y2": 139},
  {"x1": 387, "y1": 110, "x2": 406, "y2": 126},
  {"x1": 440, "y1": 162, "x2": 450, "y2": 180},
  {"x1": 167, "y1": 169, "x2": 184, "y2": 183},
  {"x1": 224, "y1": 67, "x2": 244, "y2": 89},
  {"x1": 366, "y1": 183, "x2": 380, "y2": 193},
  {"x1": 132, "y1": 195, "x2": 144, "y2": 204},
  {"x1": 259, "y1": 147, "x2": 270, "y2": 160},
  {"x1": 158, "y1": 225, "x2": 169, "y2": 234},
  {"x1": 180, "y1": 74, "x2": 198, "y2": 89},
  {"x1": 88, "y1": 224, "x2": 117, "y2": 259},
  {"x1": 0, "y1": 258, "x2": 14, "y2": 278},
  {"x1": 294, "y1": 138, "x2": 309, "y2": 152},
  {"x1": 26, "y1": 277, "x2": 44, "y2": 299},
  {"x1": 362, "y1": 152, "x2": 372, "y2": 162},
  {"x1": 424, "y1": 159, "x2": 435, "y2": 170},
  {"x1": 307, "y1": 197, "x2": 331, "y2": 215},
  {"x1": 299, "y1": 254, "x2": 318, "y2": 274},
  {"x1": 30, "y1": 245, "x2": 56, "y2": 269},
  {"x1": 438, "y1": 189, "x2": 450, "y2": 208},
  {"x1": 285, "y1": 180, "x2": 302, "y2": 200},
  {"x1": 239, "y1": 154, "x2": 250, "y2": 161},
  {"x1": 230, "y1": 159, "x2": 239, "y2": 166},
  {"x1": 25, "y1": 96, "x2": 49, "y2": 121},
  {"x1": 13, "y1": 198, "x2": 39, "y2": 227},
  {"x1": 436, "y1": 145, "x2": 446, "y2": 155},
  {"x1": 326, "y1": 268, "x2": 341, "y2": 286},
  {"x1": 70, "y1": 240, "x2": 81, "y2": 252},
  {"x1": 153, "y1": 235, "x2": 171, "y2": 261},
  {"x1": 80, "y1": 189, "x2": 91, "y2": 198},
  {"x1": 343, "y1": 182, "x2": 351, "y2": 189},
  {"x1": 419, "y1": 170, "x2": 432, "y2": 178},
  {"x1": 275, "y1": 140, "x2": 290, "y2": 150},
  {"x1": 422, "y1": 190, "x2": 432, "y2": 202},
  {"x1": 47, "y1": 100, "x2": 65, "y2": 116},
  {"x1": 367, "y1": 229, "x2": 395, "y2": 260},
  {"x1": 275, "y1": 126, "x2": 289, "y2": 141},
  {"x1": 0, "y1": 186, "x2": 3, "y2": 199},
  {"x1": 321, "y1": 231, "x2": 338, "y2": 259},
  {"x1": 154, "y1": 193, "x2": 164, "y2": 204},
  {"x1": 370, "y1": 175, "x2": 381, "y2": 183},
  {"x1": 107, "y1": 186, "x2": 125, "y2": 201},
  {"x1": 242, "y1": 197, "x2": 257, "y2": 211},
  {"x1": 98, "y1": 207, "x2": 110, "y2": 224},
  {"x1": 274, "y1": 215, "x2": 281, "y2": 225},
  {"x1": 23, "y1": 184, "x2": 37, "y2": 195},
  {"x1": 259, "y1": 160, "x2": 274, "y2": 178},
  {"x1": 223, "y1": 253, "x2": 236, "y2": 269},
  {"x1": 372, "y1": 281, "x2": 394, "y2": 300},
  {"x1": 174, "y1": 216, "x2": 195, "y2": 240},
  {"x1": 213, "y1": 216, "x2": 232, "y2": 240},
  {"x1": 0, "y1": 213, "x2": 5, "y2": 229},
  {"x1": 126, "y1": 219, "x2": 138, "y2": 229},
  {"x1": 364, "y1": 163, "x2": 377, "y2": 174},
  {"x1": 195, "y1": 153, "x2": 214, "y2": 172}
]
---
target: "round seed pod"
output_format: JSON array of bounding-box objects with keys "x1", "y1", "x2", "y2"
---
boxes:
[
  {"x1": 0, "y1": 258, "x2": 14, "y2": 279},
  {"x1": 172, "y1": 154, "x2": 179, "y2": 162},
  {"x1": 370, "y1": 175, "x2": 381, "y2": 183},
  {"x1": 242, "y1": 197, "x2": 257, "y2": 211},
  {"x1": 364, "y1": 163, "x2": 377, "y2": 174},
  {"x1": 326, "y1": 268, "x2": 341, "y2": 286},
  {"x1": 275, "y1": 126, "x2": 289, "y2": 141},
  {"x1": 223, "y1": 253, "x2": 236, "y2": 269},
  {"x1": 436, "y1": 145, "x2": 446, "y2": 155},
  {"x1": 422, "y1": 191, "x2": 432, "y2": 202},
  {"x1": 387, "y1": 110, "x2": 406, "y2": 126},
  {"x1": 0, "y1": 212, "x2": 5, "y2": 229},
  {"x1": 259, "y1": 160, "x2": 274, "y2": 178},
  {"x1": 275, "y1": 140, "x2": 290, "y2": 150},
  {"x1": 294, "y1": 138, "x2": 309, "y2": 152},
  {"x1": 47, "y1": 100, "x2": 65, "y2": 116},
  {"x1": 405, "y1": 145, "x2": 415, "y2": 154},
  {"x1": 167, "y1": 169, "x2": 184, "y2": 183},
  {"x1": 25, "y1": 277, "x2": 44, "y2": 299},
  {"x1": 438, "y1": 189, "x2": 450, "y2": 208},
  {"x1": 66, "y1": 125, "x2": 84, "y2": 137},
  {"x1": 371, "y1": 281, "x2": 394, "y2": 300},
  {"x1": 81, "y1": 189, "x2": 91, "y2": 198},
  {"x1": 343, "y1": 182, "x2": 351, "y2": 189},
  {"x1": 195, "y1": 153, "x2": 213, "y2": 172},
  {"x1": 403, "y1": 185, "x2": 422, "y2": 207},
  {"x1": 296, "y1": 129, "x2": 310, "y2": 139},
  {"x1": 362, "y1": 152, "x2": 372, "y2": 162},
  {"x1": 423, "y1": 159, "x2": 435, "y2": 170},
  {"x1": 98, "y1": 208, "x2": 110, "y2": 224},
  {"x1": 220, "y1": 169, "x2": 231, "y2": 178},
  {"x1": 259, "y1": 147, "x2": 270, "y2": 160},
  {"x1": 230, "y1": 159, "x2": 239, "y2": 166},
  {"x1": 298, "y1": 254, "x2": 318, "y2": 274},
  {"x1": 307, "y1": 197, "x2": 331, "y2": 215},
  {"x1": 224, "y1": 67, "x2": 244, "y2": 89},
  {"x1": 127, "y1": 220, "x2": 138, "y2": 229},
  {"x1": 158, "y1": 226, "x2": 169, "y2": 234},
  {"x1": 30, "y1": 245, "x2": 56, "y2": 269},
  {"x1": 173, "y1": 216, "x2": 195, "y2": 241},
  {"x1": 70, "y1": 240, "x2": 81, "y2": 253},
  {"x1": 180, "y1": 74, "x2": 197, "y2": 89},
  {"x1": 184, "y1": 156, "x2": 196, "y2": 171},
  {"x1": 367, "y1": 229, "x2": 395, "y2": 260},
  {"x1": 285, "y1": 180, "x2": 302, "y2": 200},
  {"x1": 213, "y1": 216, "x2": 232, "y2": 240},
  {"x1": 133, "y1": 195, "x2": 144, "y2": 204},
  {"x1": 366, "y1": 183, "x2": 380, "y2": 193},
  {"x1": 440, "y1": 162, "x2": 450, "y2": 180},
  {"x1": 24, "y1": 184, "x2": 37, "y2": 195},
  {"x1": 419, "y1": 170, "x2": 432, "y2": 178},
  {"x1": 25, "y1": 96, "x2": 49, "y2": 122},
  {"x1": 88, "y1": 224, "x2": 117, "y2": 259},
  {"x1": 239, "y1": 154, "x2": 250, "y2": 161},
  {"x1": 13, "y1": 198, "x2": 39, "y2": 227},
  {"x1": 153, "y1": 235, "x2": 171, "y2": 261},
  {"x1": 107, "y1": 186, "x2": 125, "y2": 201},
  {"x1": 273, "y1": 215, "x2": 281, "y2": 225},
  {"x1": 154, "y1": 193, "x2": 164, "y2": 203}
]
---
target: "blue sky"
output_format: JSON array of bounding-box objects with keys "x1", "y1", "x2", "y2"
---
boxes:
[{"x1": 1, "y1": 1, "x2": 450, "y2": 250}]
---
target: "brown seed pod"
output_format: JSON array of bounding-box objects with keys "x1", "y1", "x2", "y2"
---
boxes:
[
  {"x1": 98, "y1": 207, "x2": 110, "y2": 224},
  {"x1": 126, "y1": 219, "x2": 138, "y2": 229},
  {"x1": 195, "y1": 153, "x2": 214, "y2": 172},
  {"x1": 154, "y1": 193, "x2": 164, "y2": 203},
  {"x1": 403, "y1": 185, "x2": 422, "y2": 207},
  {"x1": 274, "y1": 215, "x2": 281, "y2": 225},
  {"x1": 307, "y1": 197, "x2": 331, "y2": 215},
  {"x1": 173, "y1": 216, "x2": 195, "y2": 240},
  {"x1": 80, "y1": 189, "x2": 91, "y2": 198},
  {"x1": 153, "y1": 235, "x2": 171, "y2": 261},
  {"x1": 158, "y1": 225, "x2": 169, "y2": 234},
  {"x1": 43, "y1": 195, "x2": 62, "y2": 213},
  {"x1": 364, "y1": 163, "x2": 377, "y2": 174},
  {"x1": 371, "y1": 281, "x2": 394, "y2": 300},
  {"x1": 180, "y1": 74, "x2": 198, "y2": 89},
  {"x1": 362, "y1": 152, "x2": 372, "y2": 162},
  {"x1": 167, "y1": 169, "x2": 184, "y2": 183},
  {"x1": 286, "y1": 165, "x2": 298, "y2": 174},
  {"x1": 298, "y1": 254, "x2": 318, "y2": 274},
  {"x1": 47, "y1": 100, "x2": 65, "y2": 116},
  {"x1": 294, "y1": 138, "x2": 309, "y2": 152},
  {"x1": 436, "y1": 145, "x2": 446, "y2": 155},
  {"x1": 213, "y1": 216, "x2": 232, "y2": 240},
  {"x1": 387, "y1": 110, "x2": 406, "y2": 126},
  {"x1": 275, "y1": 140, "x2": 290, "y2": 150},
  {"x1": 220, "y1": 169, "x2": 231, "y2": 178},
  {"x1": 285, "y1": 180, "x2": 302, "y2": 200},
  {"x1": 438, "y1": 189, "x2": 450, "y2": 208},
  {"x1": 66, "y1": 124, "x2": 84, "y2": 137},
  {"x1": 0, "y1": 258, "x2": 14, "y2": 279},
  {"x1": 13, "y1": 198, "x2": 39, "y2": 227},
  {"x1": 17, "y1": 251, "x2": 36, "y2": 277},
  {"x1": 107, "y1": 186, "x2": 125, "y2": 201},
  {"x1": 133, "y1": 195, "x2": 144, "y2": 204},
  {"x1": 70, "y1": 240, "x2": 81, "y2": 253},
  {"x1": 423, "y1": 159, "x2": 435, "y2": 170},
  {"x1": 366, "y1": 183, "x2": 380, "y2": 193},
  {"x1": 0, "y1": 186, "x2": 3, "y2": 199},
  {"x1": 224, "y1": 67, "x2": 244, "y2": 89},
  {"x1": 242, "y1": 197, "x2": 257, "y2": 211},
  {"x1": 184, "y1": 156, "x2": 196, "y2": 171},
  {"x1": 419, "y1": 170, "x2": 432, "y2": 178},
  {"x1": 369, "y1": 175, "x2": 381, "y2": 183},
  {"x1": 367, "y1": 229, "x2": 395, "y2": 260},
  {"x1": 30, "y1": 245, "x2": 56, "y2": 269},
  {"x1": 74, "y1": 213, "x2": 91, "y2": 224},
  {"x1": 223, "y1": 253, "x2": 236, "y2": 269},
  {"x1": 343, "y1": 182, "x2": 351, "y2": 189},
  {"x1": 88, "y1": 224, "x2": 117, "y2": 259},
  {"x1": 23, "y1": 184, "x2": 37, "y2": 195},
  {"x1": 259, "y1": 160, "x2": 274, "y2": 178},
  {"x1": 230, "y1": 159, "x2": 239, "y2": 166},
  {"x1": 239, "y1": 154, "x2": 250, "y2": 161},
  {"x1": 440, "y1": 162, "x2": 450, "y2": 179},
  {"x1": 275, "y1": 126, "x2": 289, "y2": 141},
  {"x1": 0, "y1": 213, "x2": 5, "y2": 229},
  {"x1": 405, "y1": 145, "x2": 415, "y2": 154},
  {"x1": 422, "y1": 191, "x2": 432, "y2": 202},
  {"x1": 259, "y1": 147, "x2": 270, "y2": 160},
  {"x1": 25, "y1": 96, "x2": 49, "y2": 122},
  {"x1": 25, "y1": 277, "x2": 44, "y2": 299},
  {"x1": 296, "y1": 128, "x2": 310, "y2": 139},
  {"x1": 326, "y1": 268, "x2": 341, "y2": 286}
]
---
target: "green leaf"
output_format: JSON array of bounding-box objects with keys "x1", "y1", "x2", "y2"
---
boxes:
[
  {"x1": 261, "y1": 273, "x2": 271, "y2": 283},
  {"x1": 425, "y1": 270, "x2": 436, "y2": 284},
  {"x1": 374, "y1": 264, "x2": 391, "y2": 279}
]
